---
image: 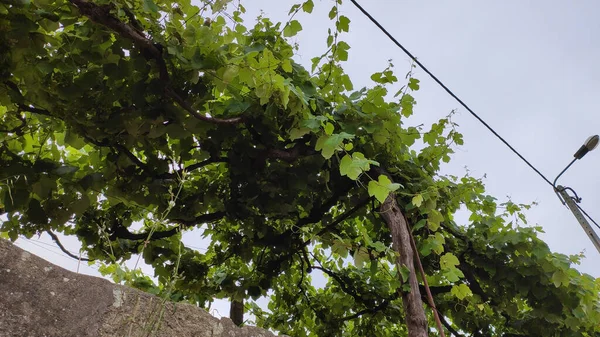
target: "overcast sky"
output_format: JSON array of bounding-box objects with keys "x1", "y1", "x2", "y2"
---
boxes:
[
  {"x1": 237, "y1": 0, "x2": 600, "y2": 274},
  {"x1": 14, "y1": 0, "x2": 600, "y2": 320}
]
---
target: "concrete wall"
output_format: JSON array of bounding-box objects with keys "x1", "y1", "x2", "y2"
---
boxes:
[{"x1": 0, "y1": 239, "x2": 283, "y2": 337}]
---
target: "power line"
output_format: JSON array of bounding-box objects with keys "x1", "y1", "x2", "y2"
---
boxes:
[
  {"x1": 16, "y1": 238, "x2": 98, "y2": 272},
  {"x1": 348, "y1": 0, "x2": 554, "y2": 187},
  {"x1": 348, "y1": 1, "x2": 600, "y2": 241}
]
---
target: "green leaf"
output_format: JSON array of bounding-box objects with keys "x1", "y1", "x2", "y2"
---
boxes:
[
  {"x1": 340, "y1": 74, "x2": 353, "y2": 91},
  {"x1": 283, "y1": 20, "x2": 303, "y2": 37},
  {"x1": 34, "y1": 9, "x2": 60, "y2": 22},
  {"x1": 328, "y1": 5, "x2": 338, "y2": 19},
  {"x1": 332, "y1": 240, "x2": 349, "y2": 258},
  {"x1": 3, "y1": 186, "x2": 29, "y2": 212},
  {"x1": 27, "y1": 199, "x2": 47, "y2": 225},
  {"x1": 439, "y1": 253, "x2": 464, "y2": 282},
  {"x1": 143, "y1": 0, "x2": 159, "y2": 13},
  {"x1": 451, "y1": 284, "x2": 472, "y2": 300},
  {"x1": 399, "y1": 265, "x2": 410, "y2": 283},
  {"x1": 440, "y1": 253, "x2": 460, "y2": 269},
  {"x1": 371, "y1": 241, "x2": 387, "y2": 253},
  {"x1": 412, "y1": 219, "x2": 427, "y2": 231},
  {"x1": 315, "y1": 133, "x2": 353, "y2": 159},
  {"x1": 353, "y1": 247, "x2": 370, "y2": 268},
  {"x1": 400, "y1": 93, "x2": 416, "y2": 117},
  {"x1": 324, "y1": 122, "x2": 334, "y2": 136},
  {"x1": 281, "y1": 59, "x2": 293, "y2": 73},
  {"x1": 412, "y1": 194, "x2": 423, "y2": 207},
  {"x1": 551, "y1": 270, "x2": 570, "y2": 287},
  {"x1": 53, "y1": 166, "x2": 78, "y2": 176},
  {"x1": 78, "y1": 173, "x2": 103, "y2": 191},
  {"x1": 288, "y1": 4, "x2": 301, "y2": 15},
  {"x1": 368, "y1": 175, "x2": 400, "y2": 203},
  {"x1": 370, "y1": 260, "x2": 378, "y2": 276},
  {"x1": 65, "y1": 129, "x2": 85, "y2": 150},
  {"x1": 427, "y1": 209, "x2": 444, "y2": 231},
  {"x1": 289, "y1": 127, "x2": 310, "y2": 140},
  {"x1": 339, "y1": 152, "x2": 376, "y2": 181},
  {"x1": 31, "y1": 177, "x2": 55, "y2": 199},
  {"x1": 408, "y1": 78, "x2": 420, "y2": 91},
  {"x1": 336, "y1": 16, "x2": 350, "y2": 32},
  {"x1": 336, "y1": 41, "x2": 350, "y2": 61},
  {"x1": 302, "y1": 0, "x2": 314, "y2": 13},
  {"x1": 70, "y1": 194, "x2": 90, "y2": 215}
]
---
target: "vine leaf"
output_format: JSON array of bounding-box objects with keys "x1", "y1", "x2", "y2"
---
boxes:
[
  {"x1": 283, "y1": 20, "x2": 302, "y2": 37},
  {"x1": 302, "y1": 0, "x2": 314, "y2": 13},
  {"x1": 339, "y1": 152, "x2": 378, "y2": 180},
  {"x1": 315, "y1": 132, "x2": 353, "y2": 159},
  {"x1": 412, "y1": 194, "x2": 423, "y2": 207},
  {"x1": 451, "y1": 284, "x2": 472, "y2": 300},
  {"x1": 368, "y1": 175, "x2": 401, "y2": 203}
]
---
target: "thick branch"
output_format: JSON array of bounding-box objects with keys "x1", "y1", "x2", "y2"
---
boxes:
[
  {"x1": 407, "y1": 215, "x2": 446, "y2": 337},
  {"x1": 437, "y1": 312, "x2": 464, "y2": 337},
  {"x1": 338, "y1": 299, "x2": 390, "y2": 322},
  {"x1": 379, "y1": 194, "x2": 428, "y2": 337},
  {"x1": 230, "y1": 299, "x2": 244, "y2": 326},
  {"x1": 17, "y1": 103, "x2": 53, "y2": 117},
  {"x1": 113, "y1": 143, "x2": 149, "y2": 171},
  {"x1": 110, "y1": 211, "x2": 225, "y2": 241},
  {"x1": 0, "y1": 111, "x2": 26, "y2": 134},
  {"x1": 67, "y1": 0, "x2": 244, "y2": 125},
  {"x1": 264, "y1": 143, "x2": 317, "y2": 163},
  {"x1": 257, "y1": 181, "x2": 355, "y2": 248},
  {"x1": 183, "y1": 157, "x2": 228, "y2": 173},
  {"x1": 420, "y1": 284, "x2": 452, "y2": 296},
  {"x1": 46, "y1": 230, "x2": 93, "y2": 262},
  {"x1": 310, "y1": 265, "x2": 392, "y2": 310},
  {"x1": 165, "y1": 87, "x2": 244, "y2": 125},
  {"x1": 68, "y1": 0, "x2": 169, "y2": 82}
]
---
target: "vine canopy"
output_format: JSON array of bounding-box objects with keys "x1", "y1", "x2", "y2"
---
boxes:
[{"x1": 0, "y1": 0, "x2": 599, "y2": 336}]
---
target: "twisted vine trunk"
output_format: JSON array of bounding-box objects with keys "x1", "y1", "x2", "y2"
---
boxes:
[
  {"x1": 381, "y1": 194, "x2": 428, "y2": 337},
  {"x1": 230, "y1": 299, "x2": 244, "y2": 326}
]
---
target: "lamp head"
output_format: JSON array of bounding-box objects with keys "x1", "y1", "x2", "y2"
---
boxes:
[{"x1": 574, "y1": 135, "x2": 599, "y2": 159}]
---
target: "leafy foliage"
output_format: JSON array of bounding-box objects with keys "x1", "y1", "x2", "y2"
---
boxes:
[{"x1": 0, "y1": 0, "x2": 599, "y2": 336}]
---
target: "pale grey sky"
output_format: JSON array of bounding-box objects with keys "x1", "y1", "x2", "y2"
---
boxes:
[
  {"x1": 239, "y1": 0, "x2": 600, "y2": 275},
  {"x1": 14, "y1": 0, "x2": 600, "y2": 321}
]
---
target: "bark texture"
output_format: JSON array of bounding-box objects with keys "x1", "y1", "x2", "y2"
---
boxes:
[
  {"x1": 380, "y1": 194, "x2": 428, "y2": 337},
  {"x1": 230, "y1": 299, "x2": 244, "y2": 326}
]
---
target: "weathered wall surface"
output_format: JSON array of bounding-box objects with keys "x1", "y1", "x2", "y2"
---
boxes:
[{"x1": 0, "y1": 239, "x2": 282, "y2": 337}]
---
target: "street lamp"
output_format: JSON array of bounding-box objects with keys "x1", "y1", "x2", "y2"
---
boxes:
[
  {"x1": 553, "y1": 135, "x2": 599, "y2": 188},
  {"x1": 553, "y1": 134, "x2": 600, "y2": 254}
]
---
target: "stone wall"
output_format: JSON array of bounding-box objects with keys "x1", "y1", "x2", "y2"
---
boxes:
[{"x1": 0, "y1": 239, "x2": 282, "y2": 337}]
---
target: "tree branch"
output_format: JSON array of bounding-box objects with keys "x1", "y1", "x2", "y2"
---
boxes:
[
  {"x1": 182, "y1": 157, "x2": 228, "y2": 173},
  {"x1": 46, "y1": 230, "x2": 93, "y2": 262},
  {"x1": 68, "y1": 0, "x2": 169, "y2": 82},
  {"x1": 309, "y1": 197, "x2": 371, "y2": 242},
  {"x1": 436, "y1": 311, "x2": 464, "y2": 337},
  {"x1": 67, "y1": 0, "x2": 244, "y2": 125},
  {"x1": 109, "y1": 211, "x2": 226, "y2": 241},
  {"x1": 310, "y1": 265, "x2": 390, "y2": 309},
  {"x1": 419, "y1": 284, "x2": 452, "y2": 296},
  {"x1": 165, "y1": 87, "x2": 244, "y2": 125},
  {"x1": 374, "y1": 167, "x2": 428, "y2": 337},
  {"x1": 338, "y1": 299, "x2": 390, "y2": 322}
]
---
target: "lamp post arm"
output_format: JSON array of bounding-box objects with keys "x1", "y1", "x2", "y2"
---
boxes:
[{"x1": 553, "y1": 157, "x2": 577, "y2": 188}]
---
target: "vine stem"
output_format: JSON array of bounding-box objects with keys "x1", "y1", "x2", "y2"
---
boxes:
[{"x1": 406, "y1": 215, "x2": 446, "y2": 337}]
